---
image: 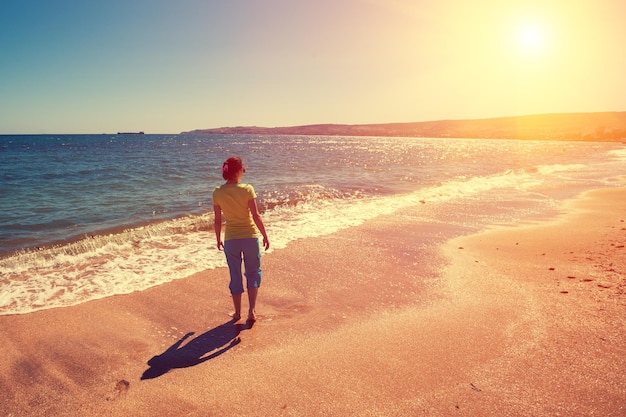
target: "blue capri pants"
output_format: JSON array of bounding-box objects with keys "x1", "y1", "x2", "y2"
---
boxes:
[{"x1": 223, "y1": 238, "x2": 262, "y2": 295}]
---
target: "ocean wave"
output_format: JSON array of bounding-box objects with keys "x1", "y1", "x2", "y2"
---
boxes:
[
  {"x1": 607, "y1": 147, "x2": 626, "y2": 161},
  {"x1": 535, "y1": 163, "x2": 587, "y2": 175},
  {"x1": 0, "y1": 169, "x2": 551, "y2": 316}
]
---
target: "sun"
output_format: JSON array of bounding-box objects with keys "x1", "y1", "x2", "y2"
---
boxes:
[
  {"x1": 519, "y1": 26, "x2": 543, "y2": 49},
  {"x1": 514, "y1": 22, "x2": 549, "y2": 55}
]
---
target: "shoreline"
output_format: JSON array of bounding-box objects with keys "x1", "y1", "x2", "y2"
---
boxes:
[{"x1": 0, "y1": 185, "x2": 624, "y2": 416}]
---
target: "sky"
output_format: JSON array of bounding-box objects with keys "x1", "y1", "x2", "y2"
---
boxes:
[{"x1": 1, "y1": 0, "x2": 625, "y2": 134}]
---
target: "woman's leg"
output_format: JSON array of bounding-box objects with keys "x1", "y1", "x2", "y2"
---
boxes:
[
  {"x1": 247, "y1": 287, "x2": 258, "y2": 321},
  {"x1": 242, "y1": 238, "x2": 262, "y2": 321},
  {"x1": 223, "y1": 240, "x2": 245, "y2": 319},
  {"x1": 231, "y1": 294, "x2": 242, "y2": 320}
]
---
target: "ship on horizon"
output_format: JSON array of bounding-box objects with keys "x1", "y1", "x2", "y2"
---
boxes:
[{"x1": 117, "y1": 131, "x2": 145, "y2": 135}]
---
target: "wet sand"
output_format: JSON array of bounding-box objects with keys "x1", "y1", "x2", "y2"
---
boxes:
[{"x1": 1, "y1": 186, "x2": 624, "y2": 416}]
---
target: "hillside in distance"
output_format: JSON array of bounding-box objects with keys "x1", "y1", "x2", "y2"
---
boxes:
[{"x1": 183, "y1": 112, "x2": 626, "y2": 141}]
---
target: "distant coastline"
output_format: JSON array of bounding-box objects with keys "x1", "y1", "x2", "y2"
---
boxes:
[
  {"x1": 117, "y1": 131, "x2": 145, "y2": 135},
  {"x1": 182, "y1": 111, "x2": 626, "y2": 142}
]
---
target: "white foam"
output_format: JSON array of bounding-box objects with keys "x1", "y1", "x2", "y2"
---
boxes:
[
  {"x1": 607, "y1": 147, "x2": 626, "y2": 161},
  {"x1": 535, "y1": 163, "x2": 588, "y2": 176}
]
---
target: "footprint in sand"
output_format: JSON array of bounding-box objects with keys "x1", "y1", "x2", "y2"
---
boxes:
[{"x1": 106, "y1": 379, "x2": 130, "y2": 401}]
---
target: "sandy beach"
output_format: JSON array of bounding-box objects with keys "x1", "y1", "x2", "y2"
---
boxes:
[{"x1": 1, "y1": 185, "x2": 624, "y2": 416}]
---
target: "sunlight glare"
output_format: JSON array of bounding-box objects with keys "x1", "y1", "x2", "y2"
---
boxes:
[
  {"x1": 519, "y1": 25, "x2": 544, "y2": 49},
  {"x1": 515, "y1": 22, "x2": 550, "y2": 56},
  {"x1": 508, "y1": 18, "x2": 554, "y2": 66}
]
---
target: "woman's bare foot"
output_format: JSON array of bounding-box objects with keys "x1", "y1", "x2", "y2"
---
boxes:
[
  {"x1": 247, "y1": 310, "x2": 256, "y2": 322},
  {"x1": 230, "y1": 312, "x2": 241, "y2": 321}
]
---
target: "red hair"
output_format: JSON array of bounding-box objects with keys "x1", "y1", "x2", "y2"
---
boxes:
[{"x1": 222, "y1": 156, "x2": 244, "y2": 181}]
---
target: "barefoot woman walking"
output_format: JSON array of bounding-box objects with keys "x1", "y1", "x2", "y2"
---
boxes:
[{"x1": 213, "y1": 156, "x2": 270, "y2": 322}]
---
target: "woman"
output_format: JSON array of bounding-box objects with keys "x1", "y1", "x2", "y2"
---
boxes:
[{"x1": 213, "y1": 156, "x2": 269, "y2": 322}]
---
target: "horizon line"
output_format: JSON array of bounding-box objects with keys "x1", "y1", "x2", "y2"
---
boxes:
[{"x1": 2, "y1": 110, "x2": 625, "y2": 135}]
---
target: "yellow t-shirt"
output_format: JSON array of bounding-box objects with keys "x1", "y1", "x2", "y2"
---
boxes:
[{"x1": 212, "y1": 183, "x2": 259, "y2": 241}]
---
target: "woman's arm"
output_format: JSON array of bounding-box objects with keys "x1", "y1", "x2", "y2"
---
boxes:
[
  {"x1": 213, "y1": 204, "x2": 224, "y2": 250},
  {"x1": 248, "y1": 198, "x2": 270, "y2": 250}
]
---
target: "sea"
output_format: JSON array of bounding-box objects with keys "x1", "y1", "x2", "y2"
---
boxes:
[{"x1": 1, "y1": 134, "x2": 625, "y2": 315}]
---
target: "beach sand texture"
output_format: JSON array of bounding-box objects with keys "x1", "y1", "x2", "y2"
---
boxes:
[{"x1": 1, "y1": 187, "x2": 624, "y2": 416}]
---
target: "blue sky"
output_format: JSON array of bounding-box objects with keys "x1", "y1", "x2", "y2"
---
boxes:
[{"x1": 1, "y1": 0, "x2": 625, "y2": 133}]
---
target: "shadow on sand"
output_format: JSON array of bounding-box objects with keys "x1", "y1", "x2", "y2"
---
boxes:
[{"x1": 141, "y1": 319, "x2": 253, "y2": 380}]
